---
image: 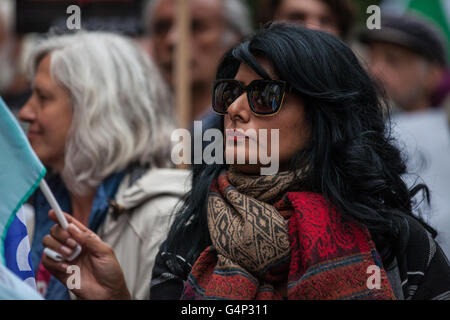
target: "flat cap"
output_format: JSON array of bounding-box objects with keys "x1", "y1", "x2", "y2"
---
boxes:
[{"x1": 359, "y1": 13, "x2": 448, "y2": 67}]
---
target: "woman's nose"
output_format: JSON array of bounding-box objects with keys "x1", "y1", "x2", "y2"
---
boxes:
[
  {"x1": 18, "y1": 98, "x2": 37, "y2": 123},
  {"x1": 226, "y1": 93, "x2": 251, "y2": 123}
]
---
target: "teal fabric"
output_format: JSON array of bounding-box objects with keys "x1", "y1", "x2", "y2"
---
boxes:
[
  {"x1": 0, "y1": 97, "x2": 46, "y2": 266},
  {"x1": 0, "y1": 263, "x2": 42, "y2": 300}
]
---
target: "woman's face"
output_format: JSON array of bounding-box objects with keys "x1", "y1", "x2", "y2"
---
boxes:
[
  {"x1": 18, "y1": 54, "x2": 73, "y2": 172},
  {"x1": 223, "y1": 59, "x2": 310, "y2": 174}
]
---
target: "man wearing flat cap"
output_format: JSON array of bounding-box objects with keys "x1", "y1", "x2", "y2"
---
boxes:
[
  {"x1": 360, "y1": 13, "x2": 450, "y2": 260},
  {"x1": 360, "y1": 13, "x2": 449, "y2": 113}
]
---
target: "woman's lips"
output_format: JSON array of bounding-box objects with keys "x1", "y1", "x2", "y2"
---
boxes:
[
  {"x1": 27, "y1": 130, "x2": 42, "y2": 140},
  {"x1": 226, "y1": 130, "x2": 250, "y2": 142}
]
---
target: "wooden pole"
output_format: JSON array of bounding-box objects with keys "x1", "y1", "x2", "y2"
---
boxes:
[
  {"x1": 175, "y1": 0, "x2": 191, "y2": 130},
  {"x1": 175, "y1": 0, "x2": 191, "y2": 169}
]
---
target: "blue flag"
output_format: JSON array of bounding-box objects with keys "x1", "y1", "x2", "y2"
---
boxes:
[
  {"x1": 4, "y1": 207, "x2": 36, "y2": 288},
  {"x1": 0, "y1": 97, "x2": 46, "y2": 292}
]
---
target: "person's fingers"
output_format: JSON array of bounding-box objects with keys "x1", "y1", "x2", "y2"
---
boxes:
[
  {"x1": 48, "y1": 209, "x2": 69, "y2": 225},
  {"x1": 42, "y1": 251, "x2": 70, "y2": 275},
  {"x1": 67, "y1": 223, "x2": 113, "y2": 257},
  {"x1": 42, "y1": 235, "x2": 74, "y2": 258},
  {"x1": 48, "y1": 210, "x2": 88, "y2": 249},
  {"x1": 48, "y1": 210, "x2": 89, "y2": 232},
  {"x1": 49, "y1": 224, "x2": 78, "y2": 249}
]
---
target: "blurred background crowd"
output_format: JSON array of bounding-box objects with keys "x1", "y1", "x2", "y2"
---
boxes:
[{"x1": 1, "y1": 0, "x2": 449, "y2": 299}]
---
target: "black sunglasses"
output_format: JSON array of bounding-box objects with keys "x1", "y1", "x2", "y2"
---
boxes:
[{"x1": 212, "y1": 79, "x2": 290, "y2": 116}]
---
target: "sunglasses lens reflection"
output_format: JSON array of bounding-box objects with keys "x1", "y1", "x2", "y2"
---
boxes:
[{"x1": 213, "y1": 80, "x2": 286, "y2": 115}]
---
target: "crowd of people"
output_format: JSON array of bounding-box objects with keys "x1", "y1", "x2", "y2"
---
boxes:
[{"x1": 1, "y1": 0, "x2": 450, "y2": 300}]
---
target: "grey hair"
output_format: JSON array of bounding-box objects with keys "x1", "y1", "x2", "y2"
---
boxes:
[
  {"x1": 144, "y1": 0, "x2": 252, "y2": 45},
  {"x1": 28, "y1": 31, "x2": 175, "y2": 195},
  {"x1": 0, "y1": 0, "x2": 14, "y2": 93},
  {"x1": 0, "y1": 0, "x2": 14, "y2": 34},
  {"x1": 221, "y1": 0, "x2": 253, "y2": 45}
]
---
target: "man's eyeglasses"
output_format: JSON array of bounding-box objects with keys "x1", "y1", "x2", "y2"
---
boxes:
[{"x1": 212, "y1": 79, "x2": 290, "y2": 116}]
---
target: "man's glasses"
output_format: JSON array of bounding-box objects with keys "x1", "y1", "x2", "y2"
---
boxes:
[{"x1": 212, "y1": 79, "x2": 290, "y2": 116}]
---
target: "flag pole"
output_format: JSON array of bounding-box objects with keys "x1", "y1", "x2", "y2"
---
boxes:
[
  {"x1": 39, "y1": 180, "x2": 68, "y2": 230},
  {"x1": 39, "y1": 180, "x2": 81, "y2": 261}
]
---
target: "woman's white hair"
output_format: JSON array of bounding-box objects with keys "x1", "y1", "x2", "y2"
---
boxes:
[{"x1": 28, "y1": 31, "x2": 175, "y2": 195}]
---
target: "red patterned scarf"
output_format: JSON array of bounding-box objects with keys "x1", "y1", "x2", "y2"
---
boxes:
[{"x1": 181, "y1": 168, "x2": 396, "y2": 299}]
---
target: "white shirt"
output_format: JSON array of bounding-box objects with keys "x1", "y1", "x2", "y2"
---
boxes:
[{"x1": 392, "y1": 108, "x2": 450, "y2": 259}]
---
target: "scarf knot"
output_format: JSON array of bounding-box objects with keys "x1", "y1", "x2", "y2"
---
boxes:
[{"x1": 182, "y1": 167, "x2": 396, "y2": 300}]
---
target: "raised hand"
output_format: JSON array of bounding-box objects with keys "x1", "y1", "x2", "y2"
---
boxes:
[{"x1": 42, "y1": 210, "x2": 131, "y2": 300}]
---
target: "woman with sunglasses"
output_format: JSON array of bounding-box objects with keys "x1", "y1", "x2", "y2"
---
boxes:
[{"x1": 43, "y1": 23, "x2": 450, "y2": 300}]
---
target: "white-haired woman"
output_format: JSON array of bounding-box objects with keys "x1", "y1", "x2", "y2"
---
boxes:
[{"x1": 19, "y1": 31, "x2": 190, "y2": 300}]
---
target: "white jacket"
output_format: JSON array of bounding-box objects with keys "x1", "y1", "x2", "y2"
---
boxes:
[{"x1": 97, "y1": 168, "x2": 191, "y2": 300}]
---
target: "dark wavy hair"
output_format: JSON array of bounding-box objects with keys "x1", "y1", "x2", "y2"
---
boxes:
[{"x1": 166, "y1": 23, "x2": 433, "y2": 267}]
